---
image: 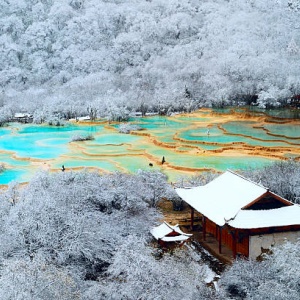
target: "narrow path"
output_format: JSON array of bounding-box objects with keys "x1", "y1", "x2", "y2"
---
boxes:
[{"x1": 190, "y1": 240, "x2": 226, "y2": 275}]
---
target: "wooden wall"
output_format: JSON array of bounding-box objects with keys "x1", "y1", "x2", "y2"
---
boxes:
[
  {"x1": 204, "y1": 217, "x2": 249, "y2": 257},
  {"x1": 203, "y1": 217, "x2": 300, "y2": 258}
]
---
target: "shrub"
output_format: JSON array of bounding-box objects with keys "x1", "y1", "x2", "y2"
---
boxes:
[{"x1": 71, "y1": 134, "x2": 94, "y2": 142}]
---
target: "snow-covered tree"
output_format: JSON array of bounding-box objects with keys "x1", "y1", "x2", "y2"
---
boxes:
[
  {"x1": 0, "y1": 256, "x2": 80, "y2": 300},
  {"x1": 219, "y1": 242, "x2": 300, "y2": 300},
  {"x1": 84, "y1": 235, "x2": 216, "y2": 300},
  {"x1": 0, "y1": 170, "x2": 170, "y2": 280},
  {"x1": 242, "y1": 159, "x2": 300, "y2": 203}
]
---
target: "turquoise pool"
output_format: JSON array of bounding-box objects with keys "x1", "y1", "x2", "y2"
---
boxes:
[{"x1": 0, "y1": 109, "x2": 299, "y2": 184}]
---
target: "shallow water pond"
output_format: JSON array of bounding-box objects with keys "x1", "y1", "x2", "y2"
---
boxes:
[{"x1": 0, "y1": 109, "x2": 299, "y2": 184}]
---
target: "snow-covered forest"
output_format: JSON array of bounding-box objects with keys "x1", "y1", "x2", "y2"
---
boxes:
[
  {"x1": 0, "y1": 161, "x2": 299, "y2": 299},
  {"x1": 1, "y1": 0, "x2": 300, "y2": 119}
]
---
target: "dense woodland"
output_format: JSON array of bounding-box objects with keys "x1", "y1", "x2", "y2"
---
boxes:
[
  {"x1": 0, "y1": 160, "x2": 299, "y2": 299},
  {"x1": 1, "y1": 0, "x2": 300, "y2": 122}
]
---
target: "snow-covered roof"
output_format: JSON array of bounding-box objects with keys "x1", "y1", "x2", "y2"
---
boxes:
[
  {"x1": 78, "y1": 116, "x2": 91, "y2": 121},
  {"x1": 176, "y1": 170, "x2": 300, "y2": 229},
  {"x1": 14, "y1": 113, "x2": 31, "y2": 118},
  {"x1": 150, "y1": 222, "x2": 192, "y2": 242},
  {"x1": 161, "y1": 236, "x2": 192, "y2": 242},
  {"x1": 176, "y1": 170, "x2": 268, "y2": 226},
  {"x1": 228, "y1": 205, "x2": 300, "y2": 229}
]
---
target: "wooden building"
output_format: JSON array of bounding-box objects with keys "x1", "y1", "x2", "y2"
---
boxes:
[
  {"x1": 12, "y1": 113, "x2": 33, "y2": 123},
  {"x1": 290, "y1": 95, "x2": 300, "y2": 108},
  {"x1": 176, "y1": 170, "x2": 300, "y2": 259},
  {"x1": 150, "y1": 221, "x2": 192, "y2": 247}
]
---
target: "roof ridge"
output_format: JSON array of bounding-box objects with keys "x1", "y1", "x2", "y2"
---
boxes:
[
  {"x1": 267, "y1": 190, "x2": 293, "y2": 205},
  {"x1": 227, "y1": 169, "x2": 267, "y2": 190},
  {"x1": 163, "y1": 221, "x2": 192, "y2": 237},
  {"x1": 163, "y1": 221, "x2": 178, "y2": 230}
]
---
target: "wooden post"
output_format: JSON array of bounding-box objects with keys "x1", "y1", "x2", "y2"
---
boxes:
[
  {"x1": 219, "y1": 226, "x2": 222, "y2": 254},
  {"x1": 190, "y1": 206, "x2": 194, "y2": 230},
  {"x1": 202, "y1": 216, "x2": 206, "y2": 241},
  {"x1": 232, "y1": 229, "x2": 237, "y2": 259}
]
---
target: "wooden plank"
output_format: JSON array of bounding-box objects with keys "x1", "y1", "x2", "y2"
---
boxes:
[
  {"x1": 203, "y1": 216, "x2": 206, "y2": 241},
  {"x1": 190, "y1": 206, "x2": 194, "y2": 230},
  {"x1": 219, "y1": 226, "x2": 222, "y2": 254}
]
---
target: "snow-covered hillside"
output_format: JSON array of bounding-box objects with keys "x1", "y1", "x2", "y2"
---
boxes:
[{"x1": 1, "y1": 0, "x2": 300, "y2": 115}]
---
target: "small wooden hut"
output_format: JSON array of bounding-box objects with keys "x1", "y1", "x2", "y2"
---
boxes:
[
  {"x1": 12, "y1": 113, "x2": 33, "y2": 123},
  {"x1": 150, "y1": 221, "x2": 192, "y2": 247},
  {"x1": 176, "y1": 170, "x2": 300, "y2": 259}
]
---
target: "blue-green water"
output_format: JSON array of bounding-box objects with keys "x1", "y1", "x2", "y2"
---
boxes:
[{"x1": 0, "y1": 109, "x2": 299, "y2": 184}]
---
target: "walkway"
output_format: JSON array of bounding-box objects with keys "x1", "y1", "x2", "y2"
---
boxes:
[
  {"x1": 159, "y1": 199, "x2": 234, "y2": 266},
  {"x1": 190, "y1": 228, "x2": 234, "y2": 265}
]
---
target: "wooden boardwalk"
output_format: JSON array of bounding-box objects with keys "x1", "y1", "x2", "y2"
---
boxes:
[
  {"x1": 158, "y1": 200, "x2": 234, "y2": 266},
  {"x1": 184, "y1": 225, "x2": 234, "y2": 265}
]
